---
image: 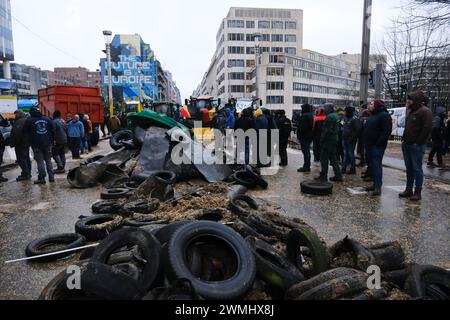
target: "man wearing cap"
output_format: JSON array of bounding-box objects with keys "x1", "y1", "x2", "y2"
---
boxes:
[
  {"x1": 315, "y1": 103, "x2": 343, "y2": 182},
  {"x1": 363, "y1": 100, "x2": 393, "y2": 196},
  {"x1": 399, "y1": 90, "x2": 433, "y2": 201}
]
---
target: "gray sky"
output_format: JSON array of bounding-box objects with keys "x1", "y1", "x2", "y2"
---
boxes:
[{"x1": 11, "y1": 0, "x2": 402, "y2": 99}]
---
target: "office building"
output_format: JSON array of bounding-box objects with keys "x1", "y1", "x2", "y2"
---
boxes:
[
  {"x1": 47, "y1": 67, "x2": 101, "y2": 87},
  {"x1": 0, "y1": 0, "x2": 14, "y2": 79}
]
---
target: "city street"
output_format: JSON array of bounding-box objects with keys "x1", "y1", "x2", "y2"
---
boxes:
[{"x1": 0, "y1": 141, "x2": 449, "y2": 300}]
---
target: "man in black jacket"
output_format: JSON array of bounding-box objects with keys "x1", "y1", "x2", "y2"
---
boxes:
[
  {"x1": 297, "y1": 104, "x2": 314, "y2": 172},
  {"x1": 234, "y1": 108, "x2": 255, "y2": 165},
  {"x1": 276, "y1": 110, "x2": 292, "y2": 167},
  {"x1": 10, "y1": 111, "x2": 32, "y2": 181},
  {"x1": 52, "y1": 111, "x2": 68, "y2": 174},
  {"x1": 428, "y1": 106, "x2": 446, "y2": 168},
  {"x1": 364, "y1": 100, "x2": 392, "y2": 196},
  {"x1": 24, "y1": 107, "x2": 56, "y2": 184}
]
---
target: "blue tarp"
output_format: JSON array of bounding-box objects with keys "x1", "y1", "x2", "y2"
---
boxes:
[{"x1": 18, "y1": 99, "x2": 38, "y2": 108}]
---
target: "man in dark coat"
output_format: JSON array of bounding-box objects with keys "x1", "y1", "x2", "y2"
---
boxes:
[
  {"x1": 10, "y1": 110, "x2": 32, "y2": 181},
  {"x1": 296, "y1": 104, "x2": 314, "y2": 172},
  {"x1": 52, "y1": 110, "x2": 68, "y2": 174},
  {"x1": 399, "y1": 90, "x2": 433, "y2": 201},
  {"x1": 24, "y1": 107, "x2": 56, "y2": 184},
  {"x1": 234, "y1": 108, "x2": 255, "y2": 165},
  {"x1": 364, "y1": 100, "x2": 393, "y2": 196},
  {"x1": 276, "y1": 110, "x2": 292, "y2": 167},
  {"x1": 342, "y1": 107, "x2": 361, "y2": 175},
  {"x1": 427, "y1": 106, "x2": 446, "y2": 168}
]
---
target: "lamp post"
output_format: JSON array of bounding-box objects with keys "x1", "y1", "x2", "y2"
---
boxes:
[
  {"x1": 103, "y1": 30, "x2": 114, "y2": 119},
  {"x1": 253, "y1": 33, "x2": 262, "y2": 105}
]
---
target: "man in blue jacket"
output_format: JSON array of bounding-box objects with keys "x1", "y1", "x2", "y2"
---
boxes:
[
  {"x1": 364, "y1": 100, "x2": 393, "y2": 196},
  {"x1": 68, "y1": 114, "x2": 85, "y2": 160},
  {"x1": 24, "y1": 107, "x2": 56, "y2": 184}
]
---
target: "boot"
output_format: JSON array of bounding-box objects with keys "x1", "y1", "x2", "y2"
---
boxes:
[
  {"x1": 297, "y1": 167, "x2": 311, "y2": 173},
  {"x1": 399, "y1": 188, "x2": 414, "y2": 198},
  {"x1": 370, "y1": 188, "x2": 382, "y2": 196},
  {"x1": 314, "y1": 175, "x2": 328, "y2": 183},
  {"x1": 410, "y1": 189, "x2": 422, "y2": 202},
  {"x1": 330, "y1": 176, "x2": 344, "y2": 182},
  {"x1": 365, "y1": 185, "x2": 376, "y2": 192}
]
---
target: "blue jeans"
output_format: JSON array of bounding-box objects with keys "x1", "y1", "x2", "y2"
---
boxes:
[
  {"x1": 343, "y1": 140, "x2": 357, "y2": 171},
  {"x1": 368, "y1": 145, "x2": 386, "y2": 189},
  {"x1": 300, "y1": 140, "x2": 312, "y2": 169},
  {"x1": 402, "y1": 143, "x2": 426, "y2": 190}
]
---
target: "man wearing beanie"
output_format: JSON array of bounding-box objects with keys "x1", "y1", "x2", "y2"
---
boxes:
[
  {"x1": 399, "y1": 90, "x2": 433, "y2": 201},
  {"x1": 363, "y1": 100, "x2": 392, "y2": 196},
  {"x1": 315, "y1": 103, "x2": 343, "y2": 182}
]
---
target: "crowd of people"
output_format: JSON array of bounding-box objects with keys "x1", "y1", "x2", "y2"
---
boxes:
[
  {"x1": 0, "y1": 106, "x2": 100, "y2": 185},
  {"x1": 295, "y1": 90, "x2": 448, "y2": 201}
]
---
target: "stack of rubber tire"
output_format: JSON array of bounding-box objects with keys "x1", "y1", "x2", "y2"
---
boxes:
[{"x1": 30, "y1": 190, "x2": 450, "y2": 300}]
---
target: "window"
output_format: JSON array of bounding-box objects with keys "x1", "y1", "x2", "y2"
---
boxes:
[
  {"x1": 246, "y1": 85, "x2": 253, "y2": 93},
  {"x1": 228, "y1": 46, "x2": 245, "y2": 54},
  {"x1": 267, "y1": 82, "x2": 284, "y2": 90},
  {"x1": 293, "y1": 96, "x2": 308, "y2": 105},
  {"x1": 246, "y1": 47, "x2": 255, "y2": 55},
  {"x1": 271, "y1": 47, "x2": 283, "y2": 53},
  {"x1": 269, "y1": 55, "x2": 285, "y2": 64},
  {"x1": 285, "y1": 21, "x2": 297, "y2": 29},
  {"x1": 246, "y1": 60, "x2": 256, "y2": 68},
  {"x1": 285, "y1": 47, "x2": 296, "y2": 55},
  {"x1": 246, "y1": 34, "x2": 254, "y2": 42},
  {"x1": 261, "y1": 47, "x2": 270, "y2": 53},
  {"x1": 293, "y1": 83, "x2": 309, "y2": 91},
  {"x1": 246, "y1": 21, "x2": 255, "y2": 28},
  {"x1": 228, "y1": 20, "x2": 245, "y2": 28},
  {"x1": 228, "y1": 72, "x2": 245, "y2": 80},
  {"x1": 285, "y1": 35, "x2": 297, "y2": 42},
  {"x1": 258, "y1": 21, "x2": 270, "y2": 29},
  {"x1": 228, "y1": 59, "x2": 245, "y2": 68},
  {"x1": 228, "y1": 33, "x2": 244, "y2": 41},
  {"x1": 272, "y1": 21, "x2": 284, "y2": 29},
  {"x1": 267, "y1": 67, "x2": 285, "y2": 76},
  {"x1": 267, "y1": 96, "x2": 284, "y2": 104},
  {"x1": 272, "y1": 34, "x2": 284, "y2": 42},
  {"x1": 229, "y1": 85, "x2": 245, "y2": 93},
  {"x1": 261, "y1": 34, "x2": 270, "y2": 42}
]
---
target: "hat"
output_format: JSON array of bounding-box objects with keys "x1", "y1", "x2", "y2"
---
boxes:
[
  {"x1": 373, "y1": 100, "x2": 386, "y2": 110},
  {"x1": 255, "y1": 108, "x2": 264, "y2": 118}
]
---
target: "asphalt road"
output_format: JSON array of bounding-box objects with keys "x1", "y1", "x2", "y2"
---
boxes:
[{"x1": 0, "y1": 141, "x2": 449, "y2": 300}]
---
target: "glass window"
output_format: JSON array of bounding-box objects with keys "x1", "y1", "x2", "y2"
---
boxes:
[
  {"x1": 261, "y1": 34, "x2": 270, "y2": 42},
  {"x1": 261, "y1": 47, "x2": 270, "y2": 53},
  {"x1": 267, "y1": 82, "x2": 284, "y2": 90},
  {"x1": 285, "y1": 35, "x2": 297, "y2": 42},
  {"x1": 285, "y1": 21, "x2": 297, "y2": 29},
  {"x1": 246, "y1": 21, "x2": 255, "y2": 28},
  {"x1": 269, "y1": 55, "x2": 285, "y2": 64},
  {"x1": 229, "y1": 85, "x2": 245, "y2": 93},
  {"x1": 246, "y1": 47, "x2": 255, "y2": 55},
  {"x1": 228, "y1": 20, "x2": 245, "y2": 28},
  {"x1": 285, "y1": 47, "x2": 297, "y2": 55},
  {"x1": 246, "y1": 60, "x2": 256, "y2": 68},
  {"x1": 246, "y1": 34, "x2": 254, "y2": 42},
  {"x1": 293, "y1": 83, "x2": 309, "y2": 91},
  {"x1": 271, "y1": 47, "x2": 283, "y2": 53},
  {"x1": 228, "y1": 33, "x2": 244, "y2": 41},
  {"x1": 272, "y1": 21, "x2": 284, "y2": 29},
  {"x1": 293, "y1": 96, "x2": 308, "y2": 105},
  {"x1": 228, "y1": 59, "x2": 245, "y2": 68},
  {"x1": 258, "y1": 21, "x2": 270, "y2": 29},
  {"x1": 267, "y1": 67, "x2": 285, "y2": 76},
  {"x1": 272, "y1": 34, "x2": 284, "y2": 42},
  {"x1": 228, "y1": 72, "x2": 245, "y2": 80},
  {"x1": 266, "y1": 96, "x2": 284, "y2": 104},
  {"x1": 228, "y1": 46, "x2": 245, "y2": 54}
]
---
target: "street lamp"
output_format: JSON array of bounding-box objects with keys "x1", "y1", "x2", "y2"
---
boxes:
[
  {"x1": 253, "y1": 33, "x2": 262, "y2": 104},
  {"x1": 103, "y1": 30, "x2": 114, "y2": 119}
]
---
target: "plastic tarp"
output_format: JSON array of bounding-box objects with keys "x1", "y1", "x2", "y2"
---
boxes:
[{"x1": 127, "y1": 110, "x2": 188, "y2": 132}]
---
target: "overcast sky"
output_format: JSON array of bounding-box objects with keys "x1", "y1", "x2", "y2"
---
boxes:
[{"x1": 11, "y1": 0, "x2": 403, "y2": 99}]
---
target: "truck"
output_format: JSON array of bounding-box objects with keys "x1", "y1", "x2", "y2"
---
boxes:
[
  {"x1": 38, "y1": 86, "x2": 105, "y2": 146},
  {"x1": 181, "y1": 96, "x2": 221, "y2": 141}
]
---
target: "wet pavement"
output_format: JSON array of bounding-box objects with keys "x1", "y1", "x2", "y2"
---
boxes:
[{"x1": 0, "y1": 143, "x2": 449, "y2": 300}]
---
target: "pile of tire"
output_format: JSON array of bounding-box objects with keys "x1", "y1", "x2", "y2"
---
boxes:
[{"x1": 28, "y1": 184, "x2": 449, "y2": 300}]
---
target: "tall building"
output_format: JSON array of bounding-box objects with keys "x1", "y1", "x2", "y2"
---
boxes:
[
  {"x1": 0, "y1": 62, "x2": 48, "y2": 95},
  {"x1": 197, "y1": 7, "x2": 382, "y2": 118},
  {"x1": 47, "y1": 67, "x2": 101, "y2": 87},
  {"x1": 0, "y1": 0, "x2": 14, "y2": 79}
]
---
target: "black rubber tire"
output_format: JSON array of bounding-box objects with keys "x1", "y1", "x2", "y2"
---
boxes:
[
  {"x1": 92, "y1": 201, "x2": 123, "y2": 215},
  {"x1": 233, "y1": 171, "x2": 259, "y2": 189},
  {"x1": 405, "y1": 265, "x2": 450, "y2": 299},
  {"x1": 25, "y1": 234, "x2": 86, "y2": 263},
  {"x1": 246, "y1": 236, "x2": 304, "y2": 292},
  {"x1": 286, "y1": 268, "x2": 362, "y2": 299},
  {"x1": 245, "y1": 165, "x2": 269, "y2": 189},
  {"x1": 123, "y1": 180, "x2": 143, "y2": 190},
  {"x1": 75, "y1": 215, "x2": 124, "y2": 242},
  {"x1": 39, "y1": 261, "x2": 99, "y2": 300},
  {"x1": 229, "y1": 195, "x2": 259, "y2": 216},
  {"x1": 369, "y1": 241, "x2": 406, "y2": 271},
  {"x1": 124, "y1": 215, "x2": 158, "y2": 228},
  {"x1": 295, "y1": 273, "x2": 369, "y2": 300},
  {"x1": 81, "y1": 262, "x2": 144, "y2": 300},
  {"x1": 89, "y1": 228, "x2": 161, "y2": 294},
  {"x1": 90, "y1": 127, "x2": 100, "y2": 147},
  {"x1": 329, "y1": 236, "x2": 376, "y2": 271},
  {"x1": 230, "y1": 221, "x2": 260, "y2": 239},
  {"x1": 301, "y1": 181, "x2": 333, "y2": 196},
  {"x1": 153, "y1": 221, "x2": 194, "y2": 245},
  {"x1": 123, "y1": 200, "x2": 160, "y2": 215},
  {"x1": 244, "y1": 213, "x2": 288, "y2": 242},
  {"x1": 110, "y1": 130, "x2": 134, "y2": 151},
  {"x1": 101, "y1": 188, "x2": 131, "y2": 200},
  {"x1": 155, "y1": 171, "x2": 177, "y2": 185},
  {"x1": 383, "y1": 268, "x2": 411, "y2": 289},
  {"x1": 286, "y1": 227, "x2": 329, "y2": 278},
  {"x1": 163, "y1": 221, "x2": 256, "y2": 300},
  {"x1": 80, "y1": 155, "x2": 105, "y2": 166}
]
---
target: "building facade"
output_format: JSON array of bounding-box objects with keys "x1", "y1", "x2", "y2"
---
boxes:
[
  {"x1": 47, "y1": 67, "x2": 101, "y2": 88},
  {"x1": 0, "y1": 63, "x2": 48, "y2": 95},
  {"x1": 196, "y1": 7, "x2": 384, "y2": 118},
  {"x1": 0, "y1": 0, "x2": 14, "y2": 79}
]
